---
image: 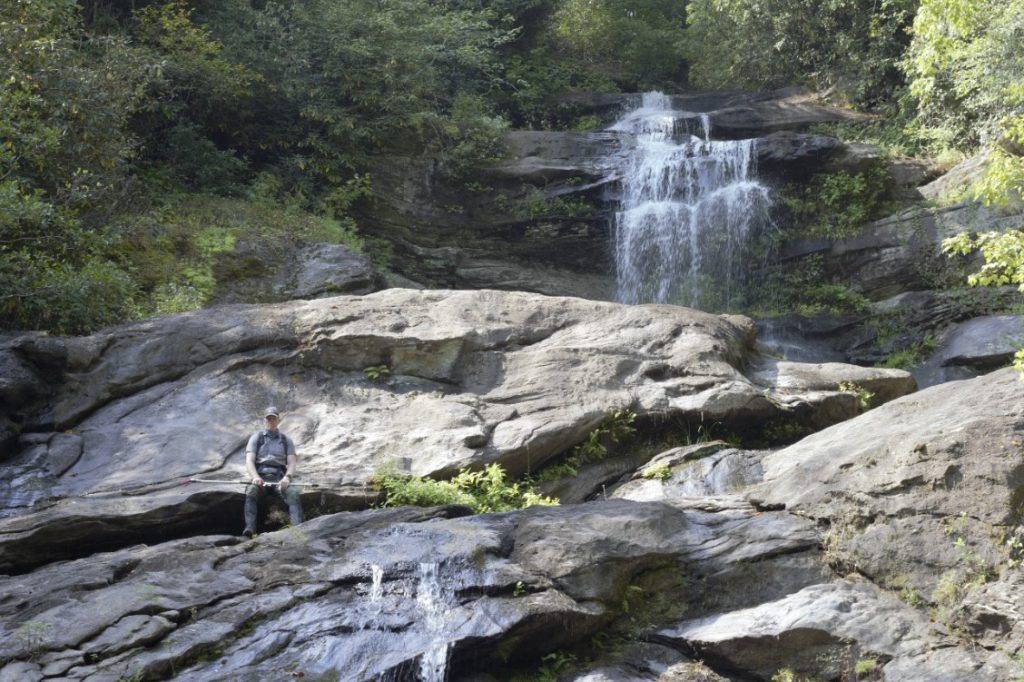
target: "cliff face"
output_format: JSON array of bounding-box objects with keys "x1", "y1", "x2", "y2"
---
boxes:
[
  {"x1": 1, "y1": 288, "x2": 1022, "y2": 680},
  {"x1": 359, "y1": 90, "x2": 861, "y2": 299}
]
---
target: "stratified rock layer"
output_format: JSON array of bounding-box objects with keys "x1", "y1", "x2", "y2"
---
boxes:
[
  {"x1": 4, "y1": 293, "x2": 1022, "y2": 681},
  {"x1": 0, "y1": 289, "x2": 913, "y2": 574}
]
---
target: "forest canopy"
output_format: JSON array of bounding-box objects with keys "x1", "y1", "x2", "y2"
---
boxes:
[{"x1": 1, "y1": 0, "x2": 1022, "y2": 333}]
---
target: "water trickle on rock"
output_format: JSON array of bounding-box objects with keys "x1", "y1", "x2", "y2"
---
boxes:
[
  {"x1": 611, "y1": 92, "x2": 773, "y2": 310},
  {"x1": 370, "y1": 563, "x2": 384, "y2": 604},
  {"x1": 417, "y1": 562, "x2": 451, "y2": 682}
]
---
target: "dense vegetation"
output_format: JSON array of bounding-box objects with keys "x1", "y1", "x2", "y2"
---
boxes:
[{"x1": 2, "y1": 0, "x2": 1022, "y2": 333}]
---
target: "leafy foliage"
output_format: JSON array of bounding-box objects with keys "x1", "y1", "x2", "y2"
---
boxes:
[
  {"x1": 752, "y1": 255, "x2": 871, "y2": 317},
  {"x1": 549, "y1": 0, "x2": 687, "y2": 89},
  {"x1": 942, "y1": 230, "x2": 1024, "y2": 291},
  {"x1": 780, "y1": 166, "x2": 892, "y2": 240},
  {"x1": 686, "y1": 0, "x2": 917, "y2": 107},
  {"x1": 905, "y1": 0, "x2": 1024, "y2": 200},
  {"x1": 372, "y1": 462, "x2": 559, "y2": 513},
  {"x1": 7, "y1": 0, "x2": 1024, "y2": 334},
  {"x1": 536, "y1": 409, "x2": 637, "y2": 481},
  {"x1": 0, "y1": 0, "x2": 151, "y2": 332}
]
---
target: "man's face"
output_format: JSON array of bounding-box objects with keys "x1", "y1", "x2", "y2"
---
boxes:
[{"x1": 265, "y1": 415, "x2": 280, "y2": 431}]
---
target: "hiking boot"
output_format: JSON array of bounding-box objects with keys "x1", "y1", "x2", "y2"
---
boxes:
[{"x1": 242, "y1": 527, "x2": 256, "y2": 539}]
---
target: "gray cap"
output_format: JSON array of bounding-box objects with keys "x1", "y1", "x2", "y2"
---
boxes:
[{"x1": 264, "y1": 406, "x2": 280, "y2": 418}]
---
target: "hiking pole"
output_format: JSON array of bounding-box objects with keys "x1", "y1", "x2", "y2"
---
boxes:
[{"x1": 182, "y1": 478, "x2": 335, "y2": 490}]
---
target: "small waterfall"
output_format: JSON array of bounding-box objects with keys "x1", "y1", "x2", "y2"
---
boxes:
[
  {"x1": 370, "y1": 564, "x2": 384, "y2": 604},
  {"x1": 416, "y1": 562, "x2": 451, "y2": 682},
  {"x1": 611, "y1": 92, "x2": 773, "y2": 310}
]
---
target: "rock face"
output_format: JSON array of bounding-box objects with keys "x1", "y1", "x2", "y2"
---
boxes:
[
  {"x1": 211, "y1": 240, "x2": 385, "y2": 304},
  {"x1": 0, "y1": 289, "x2": 913, "y2": 574},
  {"x1": 2, "y1": 293, "x2": 1024, "y2": 680},
  {"x1": 780, "y1": 202, "x2": 1024, "y2": 303},
  {"x1": 361, "y1": 90, "x2": 861, "y2": 299},
  {"x1": 754, "y1": 368, "x2": 1024, "y2": 670},
  {"x1": 766, "y1": 172, "x2": 1024, "y2": 378}
]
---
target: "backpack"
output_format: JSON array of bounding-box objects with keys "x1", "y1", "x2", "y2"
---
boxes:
[{"x1": 255, "y1": 430, "x2": 290, "y2": 461}]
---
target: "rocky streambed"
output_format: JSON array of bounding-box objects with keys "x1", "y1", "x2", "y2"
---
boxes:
[{"x1": 0, "y1": 289, "x2": 1021, "y2": 681}]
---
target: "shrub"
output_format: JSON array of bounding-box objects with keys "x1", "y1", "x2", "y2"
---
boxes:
[
  {"x1": 780, "y1": 166, "x2": 892, "y2": 241},
  {"x1": 536, "y1": 409, "x2": 637, "y2": 481},
  {"x1": 372, "y1": 463, "x2": 558, "y2": 513}
]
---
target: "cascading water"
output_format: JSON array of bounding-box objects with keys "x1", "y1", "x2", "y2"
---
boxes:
[
  {"x1": 370, "y1": 564, "x2": 384, "y2": 604},
  {"x1": 416, "y1": 562, "x2": 451, "y2": 682},
  {"x1": 611, "y1": 92, "x2": 773, "y2": 310}
]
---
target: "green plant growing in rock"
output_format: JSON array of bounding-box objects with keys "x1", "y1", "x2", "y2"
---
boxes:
[
  {"x1": 524, "y1": 188, "x2": 595, "y2": 221},
  {"x1": 855, "y1": 657, "x2": 880, "y2": 678},
  {"x1": 885, "y1": 575, "x2": 926, "y2": 607},
  {"x1": 535, "y1": 409, "x2": 637, "y2": 481},
  {"x1": 640, "y1": 461, "x2": 672, "y2": 480},
  {"x1": 759, "y1": 418, "x2": 811, "y2": 446},
  {"x1": 929, "y1": 513, "x2": 999, "y2": 629},
  {"x1": 879, "y1": 336, "x2": 937, "y2": 369},
  {"x1": 839, "y1": 381, "x2": 875, "y2": 412},
  {"x1": 1004, "y1": 530, "x2": 1024, "y2": 569},
  {"x1": 751, "y1": 254, "x2": 871, "y2": 317},
  {"x1": 779, "y1": 166, "x2": 892, "y2": 241},
  {"x1": 363, "y1": 364, "x2": 391, "y2": 382},
  {"x1": 372, "y1": 462, "x2": 558, "y2": 513},
  {"x1": 14, "y1": 620, "x2": 52, "y2": 659}
]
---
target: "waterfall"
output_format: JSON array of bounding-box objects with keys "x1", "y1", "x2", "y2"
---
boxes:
[
  {"x1": 370, "y1": 564, "x2": 384, "y2": 604},
  {"x1": 611, "y1": 92, "x2": 773, "y2": 310},
  {"x1": 416, "y1": 562, "x2": 451, "y2": 682}
]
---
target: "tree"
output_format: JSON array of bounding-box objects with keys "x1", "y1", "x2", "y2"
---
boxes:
[
  {"x1": 905, "y1": 0, "x2": 1024, "y2": 202},
  {"x1": 549, "y1": 0, "x2": 688, "y2": 89},
  {"x1": 0, "y1": 0, "x2": 150, "y2": 332},
  {"x1": 686, "y1": 0, "x2": 917, "y2": 108}
]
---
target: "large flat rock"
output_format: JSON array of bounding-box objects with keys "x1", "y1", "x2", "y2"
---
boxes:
[{"x1": 0, "y1": 289, "x2": 913, "y2": 572}]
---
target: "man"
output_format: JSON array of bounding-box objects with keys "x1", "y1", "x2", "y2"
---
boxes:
[{"x1": 243, "y1": 406, "x2": 303, "y2": 537}]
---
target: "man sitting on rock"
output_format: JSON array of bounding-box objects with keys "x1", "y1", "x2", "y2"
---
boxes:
[{"x1": 243, "y1": 406, "x2": 303, "y2": 537}]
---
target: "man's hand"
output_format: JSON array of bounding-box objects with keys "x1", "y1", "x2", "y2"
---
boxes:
[
  {"x1": 251, "y1": 476, "x2": 265, "y2": 487},
  {"x1": 278, "y1": 475, "x2": 290, "y2": 492}
]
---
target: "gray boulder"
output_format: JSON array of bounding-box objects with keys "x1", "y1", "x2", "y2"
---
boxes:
[
  {"x1": 658, "y1": 579, "x2": 1019, "y2": 682},
  {"x1": 934, "y1": 314, "x2": 1024, "y2": 369},
  {"x1": 753, "y1": 368, "x2": 1024, "y2": 659}
]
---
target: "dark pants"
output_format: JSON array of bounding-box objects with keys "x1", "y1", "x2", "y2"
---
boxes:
[{"x1": 244, "y1": 475, "x2": 303, "y2": 532}]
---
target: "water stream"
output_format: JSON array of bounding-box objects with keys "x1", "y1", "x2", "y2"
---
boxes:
[
  {"x1": 611, "y1": 92, "x2": 773, "y2": 309},
  {"x1": 416, "y1": 562, "x2": 451, "y2": 682},
  {"x1": 370, "y1": 563, "x2": 384, "y2": 604}
]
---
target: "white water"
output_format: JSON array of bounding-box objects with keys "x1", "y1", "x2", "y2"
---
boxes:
[
  {"x1": 416, "y1": 562, "x2": 451, "y2": 682},
  {"x1": 370, "y1": 564, "x2": 384, "y2": 603},
  {"x1": 611, "y1": 92, "x2": 773, "y2": 309}
]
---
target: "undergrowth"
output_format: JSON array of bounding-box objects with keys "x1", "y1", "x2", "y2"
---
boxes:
[
  {"x1": 372, "y1": 462, "x2": 558, "y2": 514},
  {"x1": 534, "y1": 409, "x2": 637, "y2": 482}
]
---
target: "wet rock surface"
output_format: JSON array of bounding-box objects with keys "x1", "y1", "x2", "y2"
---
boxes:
[
  {"x1": 0, "y1": 289, "x2": 913, "y2": 573},
  {"x1": 363, "y1": 90, "x2": 859, "y2": 299},
  {"x1": 0, "y1": 293, "x2": 1022, "y2": 680},
  {"x1": 0, "y1": 500, "x2": 821, "y2": 681}
]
